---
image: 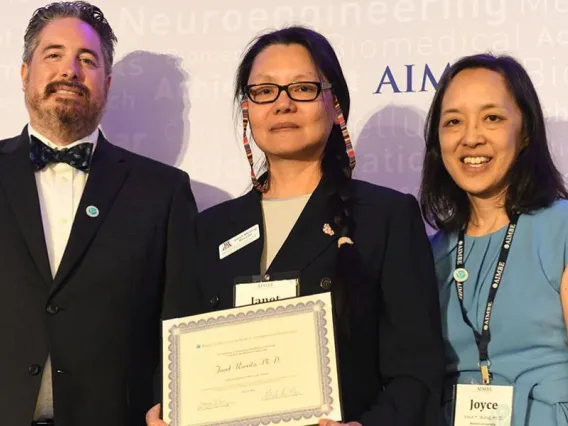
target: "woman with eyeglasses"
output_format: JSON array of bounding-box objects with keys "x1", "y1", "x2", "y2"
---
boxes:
[{"x1": 147, "y1": 26, "x2": 444, "y2": 426}]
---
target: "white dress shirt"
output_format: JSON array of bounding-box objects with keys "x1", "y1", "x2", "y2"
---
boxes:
[{"x1": 28, "y1": 124, "x2": 99, "y2": 420}]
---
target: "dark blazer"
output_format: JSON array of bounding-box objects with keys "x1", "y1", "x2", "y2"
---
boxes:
[
  {"x1": 193, "y1": 178, "x2": 444, "y2": 425},
  {"x1": 0, "y1": 128, "x2": 199, "y2": 426}
]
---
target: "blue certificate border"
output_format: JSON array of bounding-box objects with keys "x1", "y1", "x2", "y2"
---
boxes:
[{"x1": 166, "y1": 299, "x2": 336, "y2": 426}]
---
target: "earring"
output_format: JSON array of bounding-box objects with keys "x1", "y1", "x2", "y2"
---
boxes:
[
  {"x1": 241, "y1": 99, "x2": 267, "y2": 192},
  {"x1": 333, "y1": 95, "x2": 356, "y2": 170},
  {"x1": 522, "y1": 136, "x2": 529, "y2": 148}
]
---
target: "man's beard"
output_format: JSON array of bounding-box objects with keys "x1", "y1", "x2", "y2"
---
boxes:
[{"x1": 25, "y1": 80, "x2": 107, "y2": 140}]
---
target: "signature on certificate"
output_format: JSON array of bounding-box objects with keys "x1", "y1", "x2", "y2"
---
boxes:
[
  {"x1": 262, "y1": 387, "x2": 302, "y2": 401},
  {"x1": 197, "y1": 399, "x2": 232, "y2": 411}
]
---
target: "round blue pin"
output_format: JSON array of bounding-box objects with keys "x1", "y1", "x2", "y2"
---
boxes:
[
  {"x1": 86, "y1": 205, "x2": 99, "y2": 218},
  {"x1": 453, "y1": 267, "x2": 469, "y2": 283}
]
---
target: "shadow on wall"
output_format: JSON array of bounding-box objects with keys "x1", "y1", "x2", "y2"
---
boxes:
[
  {"x1": 353, "y1": 105, "x2": 426, "y2": 198},
  {"x1": 547, "y1": 118, "x2": 568, "y2": 178},
  {"x1": 352, "y1": 105, "x2": 439, "y2": 234},
  {"x1": 101, "y1": 50, "x2": 230, "y2": 212}
]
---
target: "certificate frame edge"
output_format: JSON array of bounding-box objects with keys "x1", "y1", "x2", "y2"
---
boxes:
[{"x1": 163, "y1": 293, "x2": 342, "y2": 426}]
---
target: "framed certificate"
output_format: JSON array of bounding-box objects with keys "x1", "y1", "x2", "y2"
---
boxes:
[{"x1": 162, "y1": 293, "x2": 342, "y2": 426}]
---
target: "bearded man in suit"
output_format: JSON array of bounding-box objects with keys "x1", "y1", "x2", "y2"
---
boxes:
[{"x1": 0, "y1": 2, "x2": 199, "y2": 425}]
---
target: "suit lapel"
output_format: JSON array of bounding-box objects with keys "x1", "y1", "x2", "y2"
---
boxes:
[
  {"x1": 0, "y1": 127, "x2": 52, "y2": 287},
  {"x1": 267, "y1": 179, "x2": 338, "y2": 275},
  {"x1": 220, "y1": 179, "x2": 339, "y2": 282},
  {"x1": 222, "y1": 189, "x2": 264, "y2": 280},
  {"x1": 52, "y1": 135, "x2": 130, "y2": 293}
]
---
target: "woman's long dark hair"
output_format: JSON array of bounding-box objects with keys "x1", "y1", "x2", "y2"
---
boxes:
[
  {"x1": 420, "y1": 53, "x2": 568, "y2": 232},
  {"x1": 234, "y1": 26, "x2": 354, "y2": 239},
  {"x1": 234, "y1": 26, "x2": 359, "y2": 324}
]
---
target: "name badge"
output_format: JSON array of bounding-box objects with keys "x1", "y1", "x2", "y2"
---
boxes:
[
  {"x1": 454, "y1": 384, "x2": 514, "y2": 426},
  {"x1": 219, "y1": 225, "x2": 260, "y2": 260},
  {"x1": 234, "y1": 279, "x2": 299, "y2": 308}
]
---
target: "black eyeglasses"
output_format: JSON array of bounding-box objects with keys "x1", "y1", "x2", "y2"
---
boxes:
[{"x1": 245, "y1": 81, "x2": 332, "y2": 104}]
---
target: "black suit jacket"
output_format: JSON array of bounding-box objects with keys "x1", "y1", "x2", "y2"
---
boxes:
[
  {"x1": 193, "y1": 178, "x2": 444, "y2": 426},
  {"x1": 0, "y1": 128, "x2": 198, "y2": 426}
]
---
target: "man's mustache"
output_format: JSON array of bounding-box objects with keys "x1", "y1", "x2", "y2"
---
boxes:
[{"x1": 44, "y1": 81, "x2": 89, "y2": 99}]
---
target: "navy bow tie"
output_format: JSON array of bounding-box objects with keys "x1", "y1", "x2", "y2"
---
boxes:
[{"x1": 29, "y1": 135, "x2": 94, "y2": 172}]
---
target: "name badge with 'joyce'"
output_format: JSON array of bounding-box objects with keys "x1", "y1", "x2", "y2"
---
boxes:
[
  {"x1": 234, "y1": 279, "x2": 299, "y2": 308},
  {"x1": 454, "y1": 384, "x2": 514, "y2": 426}
]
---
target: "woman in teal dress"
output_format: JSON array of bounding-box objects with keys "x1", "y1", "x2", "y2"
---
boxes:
[{"x1": 420, "y1": 53, "x2": 568, "y2": 425}]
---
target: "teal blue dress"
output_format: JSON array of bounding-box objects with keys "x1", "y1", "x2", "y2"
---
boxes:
[{"x1": 431, "y1": 200, "x2": 568, "y2": 425}]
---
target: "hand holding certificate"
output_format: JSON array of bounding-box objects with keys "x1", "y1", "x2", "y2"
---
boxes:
[{"x1": 162, "y1": 293, "x2": 342, "y2": 426}]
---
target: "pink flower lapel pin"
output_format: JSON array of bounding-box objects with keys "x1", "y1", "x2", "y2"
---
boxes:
[{"x1": 322, "y1": 223, "x2": 335, "y2": 236}]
